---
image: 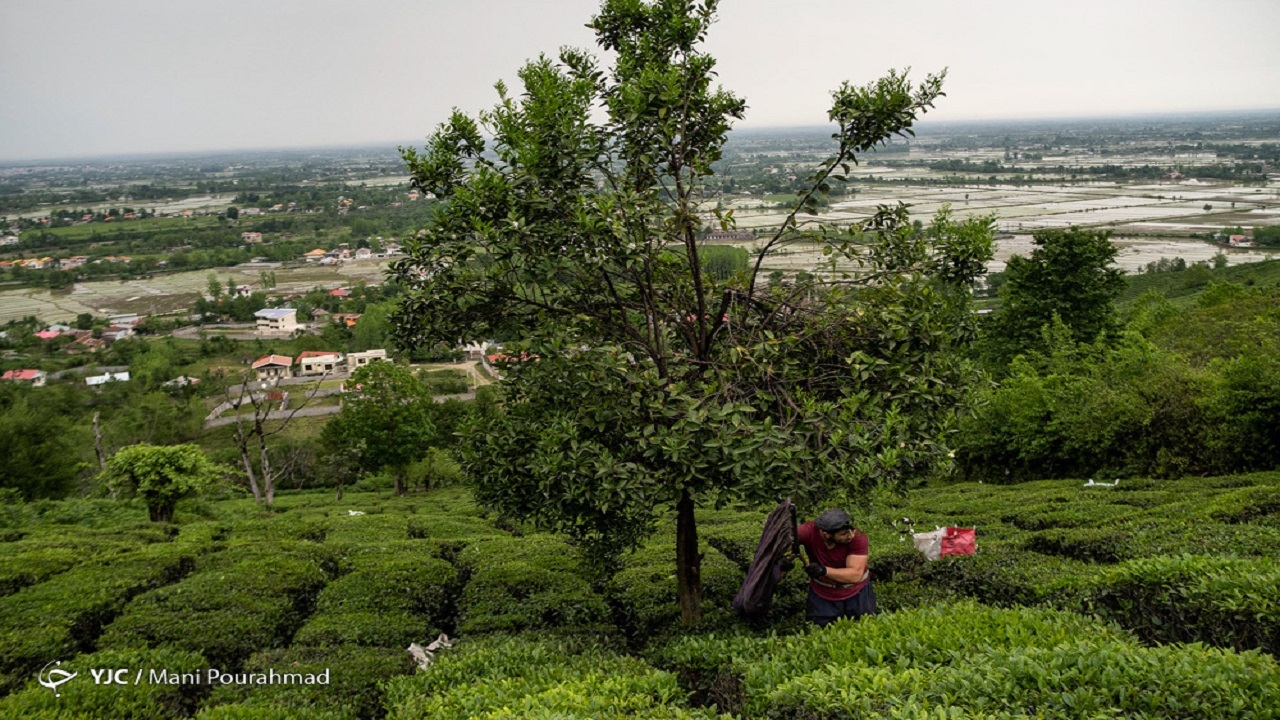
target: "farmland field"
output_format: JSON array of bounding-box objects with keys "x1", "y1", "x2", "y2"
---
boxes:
[
  {"x1": 0, "y1": 258, "x2": 391, "y2": 324},
  {"x1": 2, "y1": 474, "x2": 1277, "y2": 718}
]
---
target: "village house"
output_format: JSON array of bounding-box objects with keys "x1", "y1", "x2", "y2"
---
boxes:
[
  {"x1": 35, "y1": 330, "x2": 61, "y2": 340},
  {"x1": 86, "y1": 371, "x2": 130, "y2": 386},
  {"x1": 233, "y1": 285, "x2": 253, "y2": 298},
  {"x1": 252, "y1": 355, "x2": 294, "y2": 382},
  {"x1": 242, "y1": 231, "x2": 263, "y2": 243},
  {"x1": 110, "y1": 314, "x2": 141, "y2": 328},
  {"x1": 1228, "y1": 235, "x2": 1254, "y2": 247},
  {"x1": 67, "y1": 336, "x2": 104, "y2": 354},
  {"x1": 296, "y1": 350, "x2": 344, "y2": 376},
  {"x1": 332, "y1": 313, "x2": 361, "y2": 328},
  {"x1": 303, "y1": 248, "x2": 327, "y2": 262},
  {"x1": 2, "y1": 369, "x2": 47, "y2": 387},
  {"x1": 346, "y1": 349, "x2": 389, "y2": 371},
  {"x1": 354, "y1": 247, "x2": 372, "y2": 260},
  {"x1": 102, "y1": 325, "x2": 134, "y2": 342},
  {"x1": 329, "y1": 288, "x2": 351, "y2": 299},
  {"x1": 460, "y1": 341, "x2": 499, "y2": 362},
  {"x1": 255, "y1": 308, "x2": 299, "y2": 335}
]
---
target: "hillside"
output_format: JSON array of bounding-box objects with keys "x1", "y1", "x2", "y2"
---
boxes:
[{"x1": 2, "y1": 475, "x2": 1277, "y2": 718}]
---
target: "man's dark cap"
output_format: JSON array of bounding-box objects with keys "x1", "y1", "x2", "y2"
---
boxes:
[{"x1": 815, "y1": 509, "x2": 852, "y2": 532}]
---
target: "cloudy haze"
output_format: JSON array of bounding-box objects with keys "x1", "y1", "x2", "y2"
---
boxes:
[{"x1": 1, "y1": 0, "x2": 1277, "y2": 161}]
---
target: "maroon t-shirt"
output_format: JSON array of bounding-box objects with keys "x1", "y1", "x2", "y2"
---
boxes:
[{"x1": 797, "y1": 521, "x2": 869, "y2": 601}]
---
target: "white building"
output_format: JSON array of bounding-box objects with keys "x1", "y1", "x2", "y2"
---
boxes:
[
  {"x1": 255, "y1": 308, "x2": 299, "y2": 335},
  {"x1": 346, "y1": 349, "x2": 389, "y2": 371},
  {"x1": 86, "y1": 371, "x2": 130, "y2": 386},
  {"x1": 296, "y1": 351, "x2": 344, "y2": 376}
]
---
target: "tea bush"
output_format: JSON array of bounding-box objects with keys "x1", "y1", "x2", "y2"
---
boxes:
[
  {"x1": 1090, "y1": 554, "x2": 1280, "y2": 654},
  {"x1": 609, "y1": 534, "x2": 744, "y2": 643},
  {"x1": 97, "y1": 552, "x2": 327, "y2": 670},
  {"x1": 201, "y1": 645, "x2": 415, "y2": 720},
  {"x1": 659, "y1": 602, "x2": 1280, "y2": 718},
  {"x1": 382, "y1": 634, "x2": 725, "y2": 720},
  {"x1": 454, "y1": 535, "x2": 612, "y2": 635},
  {"x1": 292, "y1": 553, "x2": 457, "y2": 648},
  {"x1": 0, "y1": 543, "x2": 200, "y2": 693}
]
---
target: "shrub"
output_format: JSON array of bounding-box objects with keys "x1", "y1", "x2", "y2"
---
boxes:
[
  {"x1": 97, "y1": 553, "x2": 327, "y2": 670},
  {"x1": 0, "y1": 543, "x2": 199, "y2": 693},
  {"x1": 202, "y1": 645, "x2": 415, "y2": 720},
  {"x1": 661, "y1": 602, "x2": 1280, "y2": 719},
  {"x1": 293, "y1": 554, "x2": 457, "y2": 647},
  {"x1": 609, "y1": 534, "x2": 743, "y2": 644},
  {"x1": 1090, "y1": 554, "x2": 1280, "y2": 655},
  {"x1": 382, "y1": 634, "x2": 720, "y2": 720},
  {"x1": 455, "y1": 536, "x2": 612, "y2": 635}
]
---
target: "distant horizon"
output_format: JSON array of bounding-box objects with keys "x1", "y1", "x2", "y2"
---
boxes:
[{"x1": 3, "y1": 107, "x2": 1278, "y2": 167}]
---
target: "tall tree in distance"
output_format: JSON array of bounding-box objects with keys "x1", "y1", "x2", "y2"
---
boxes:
[
  {"x1": 392, "y1": 0, "x2": 993, "y2": 621},
  {"x1": 983, "y1": 227, "x2": 1125, "y2": 368},
  {"x1": 322, "y1": 362, "x2": 437, "y2": 496}
]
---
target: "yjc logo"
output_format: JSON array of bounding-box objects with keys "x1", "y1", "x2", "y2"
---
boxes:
[
  {"x1": 90, "y1": 668, "x2": 132, "y2": 685},
  {"x1": 37, "y1": 660, "x2": 77, "y2": 697}
]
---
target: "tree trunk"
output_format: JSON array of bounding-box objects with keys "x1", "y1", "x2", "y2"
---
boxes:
[
  {"x1": 675, "y1": 487, "x2": 703, "y2": 623},
  {"x1": 335, "y1": 482, "x2": 344, "y2": 502},
  {"x1": 393, "y1": 468, "x2": 406, "y2": 497},
  {"x1": 92, "y1": 412, "x2": 106, "y2": 472},
  {"x1": 149, "y1": 502, "x2": 174, "y2": 523},
  {"x1": 239, "y1": 446, "x2": 263, "y2": 502}
]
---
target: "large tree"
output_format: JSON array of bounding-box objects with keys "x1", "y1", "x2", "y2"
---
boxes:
[
  {"x1": 392, "y1": 0, "x2": 993, "y2": 621},
  {"x1": 983, "y1": 227, "x2": 1125, "y2": 367},
  {"x1": 322, "y1": 362, "x2": 437, "y2": 496}
]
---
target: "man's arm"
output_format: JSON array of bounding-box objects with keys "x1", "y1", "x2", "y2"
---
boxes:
[{"x1": 822, "y1": 553, "x2": 868, "y2": 584}]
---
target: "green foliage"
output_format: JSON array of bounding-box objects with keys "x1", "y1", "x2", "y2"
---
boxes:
[
  {"x1": 393, "y1": 0, "x2": 990, "y2": 620},
  {"x1": 659, "y1": 602, "x2": 1280, "y2": 719},
  {"x1": 103, "y1": 443, "x2": 227, "y2": 522},
  {"x1": 455, "y1": 536, "x2": 613, "y2": 635},
  {"x1": 322, "y1": 363, "x2": 437, "y2": 493},
  {"x1": 609, "y1": 533, "x2": 744, "y2": 643},
  {"x1": 982, "y1": 227, "x2": 1124, "y2": 367},
  {"x1": 97, "y1": 552, "x2": 327, "y2": 669},
  {"x1": 0, "y1": 543, "x2": 200, "y2": 693},
  {"x1": 292, "y1": 553, "x2": 457, "y2": 648},
  {"x1": 202, "y1": 645, "x2": 415, "y2": 720},
  {"x1": 382, "y1": 635, "x2": 721, "y2": 720},
  {"x1": 1092, "y1": 554, "x2": 1280, "y2": 655},
  {"x1": 0, "y1": 388, "x2": 85, "y2": 499}
]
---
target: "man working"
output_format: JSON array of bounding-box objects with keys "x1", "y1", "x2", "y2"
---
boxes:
[{"x1": 795, "y1": 509, "x2": 876, "y2": 626}]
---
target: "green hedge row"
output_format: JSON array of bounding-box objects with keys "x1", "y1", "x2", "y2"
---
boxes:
[
  {"x1": 656, "y1": 602, "x2": 1280, "y2": 719},
  {"x1": 97, "y1": 551, "x2": 328, "y2": 670},
  {"x1": 382, "y1": 634, "x2": 724, "y2": 720},
  {"x1": 454, "y1": 536, "x2": 612, "y2": 635},
  {"x1": 292, "y1": 548, "x2": 457, "y2": 648},
  {"x1": 0, "y1": 543, "x2": 200, "y2": 694},
  {"x1": 609, "y1": 533, "x2": 744, "y2": 644}
]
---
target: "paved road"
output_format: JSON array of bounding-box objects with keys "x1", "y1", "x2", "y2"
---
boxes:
[{"x1": 202, "y1": 391, "x2": 475, "y2": 429}]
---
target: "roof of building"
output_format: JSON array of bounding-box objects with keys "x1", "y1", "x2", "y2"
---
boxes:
[
  {"x1": 2, "y1": 369, "x2": 44, "y2": 381},
  {"x1": 255, "y1": 308, "x2": 297, "y2": 320},
  {"x1": 252, "y1": 354, "x2": 294, "y2": 369},
  {"x1": 329, "y1": 288, "x2": 351, "y2": 297},
  {"x1": 305, "y1": 248, "x2": 327, "y2": 256},
  {"x1": 297, "y1": 351, "x2": 342, "y2": 360}
]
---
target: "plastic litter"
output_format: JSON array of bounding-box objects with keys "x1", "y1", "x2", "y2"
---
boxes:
[{"x1": 408, "y1": 633, "x2": 453, "y2": 670}]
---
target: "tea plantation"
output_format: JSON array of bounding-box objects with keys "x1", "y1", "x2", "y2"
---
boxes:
[{"x1": 2, "y1": 473, "x2": 1278, "y2": 719}]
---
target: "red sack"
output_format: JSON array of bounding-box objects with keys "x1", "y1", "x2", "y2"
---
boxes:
[{"x1": 940, "y1": 527, "x2": 976, "y2": 556}]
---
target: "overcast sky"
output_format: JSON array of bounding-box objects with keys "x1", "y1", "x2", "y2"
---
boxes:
[{"x1": 2, "y1": 0, "x2": 1278, "y2": 161}]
